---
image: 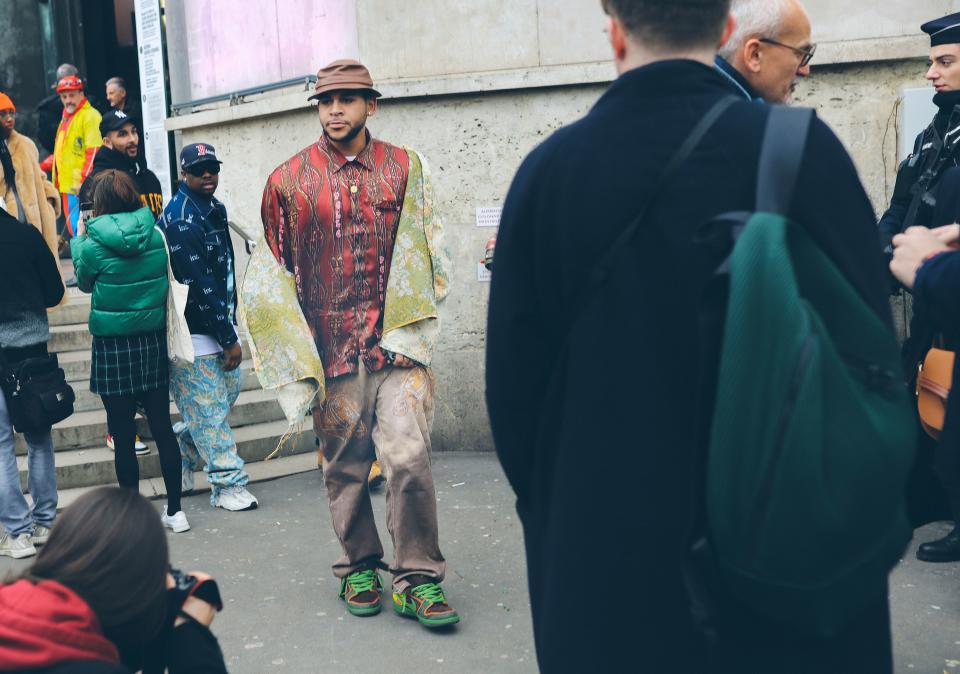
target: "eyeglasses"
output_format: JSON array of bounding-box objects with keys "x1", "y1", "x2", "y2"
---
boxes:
[
  {"x1": 0, "y1": 111, "x2": 15, "y2": 119},
  {"x1": 185, "y1": 164, "x2": 221, "y2": 177},
  {"x1": 759, "y1": 38, "x2": 817, "y2": 68}
]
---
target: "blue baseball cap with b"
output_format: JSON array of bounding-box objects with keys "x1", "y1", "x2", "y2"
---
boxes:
[{"x1": 179, "y1": 143, "x2": 223, "y2": 170}]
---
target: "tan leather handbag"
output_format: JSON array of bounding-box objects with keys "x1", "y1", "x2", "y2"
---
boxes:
[{"x1": 917, "y1": 346, "x2": 955, "y2": 439}]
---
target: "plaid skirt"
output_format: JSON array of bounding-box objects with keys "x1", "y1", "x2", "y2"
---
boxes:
[{"x1": 90, "y1": 330, "x2": 169, "y2": 397}]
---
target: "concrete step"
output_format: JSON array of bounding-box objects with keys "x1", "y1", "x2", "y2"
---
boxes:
[
  {"x1": 69, "y1": 362, "x2": 261, "y2": 412},
  {"x1": 57, "y1": 343, "x2": 254, "y2": 382},
  {"x1": 18, "y1": 419, "x2": 316, "y2": 491},
  {"x1": 15, "y1": 388, "x2": 288, "y2": 454},
  {"x1": 45, "y1": 451, "x2": 319, "y2": 512},
  {"x1": 48, "y1": 324, "x2": 92, "y2": 353},
  {"x1": 48, "y1": 299, "x2": 91, "y2": 327}
]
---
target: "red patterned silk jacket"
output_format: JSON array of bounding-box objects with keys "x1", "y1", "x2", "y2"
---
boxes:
[{"x1": 261, "y1": 131, "x2": 409, "y2": 379}]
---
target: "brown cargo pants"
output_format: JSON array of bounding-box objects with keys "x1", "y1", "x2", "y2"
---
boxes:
[{"x1": 313, "y1": 364, "x2": 446, "y2": 591}]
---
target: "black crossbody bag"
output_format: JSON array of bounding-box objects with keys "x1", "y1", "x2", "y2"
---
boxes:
[{"x1": 0, "y1": 346, "x2": 75, "y2": 433}]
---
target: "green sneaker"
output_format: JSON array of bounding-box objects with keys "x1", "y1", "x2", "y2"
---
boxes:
[
  {"x1": 392, "y1": 582, "x2": 460, "y2": 628},
  {"x1": 339, "y1": 568, "x2": 383, "y2": 617}
]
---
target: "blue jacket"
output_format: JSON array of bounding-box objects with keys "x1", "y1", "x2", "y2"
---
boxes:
[
  {"x1": 158, "y1": 184, "x2": 238, "y2": 348},
  {"x1": 714, "y1": 56, "x2": 764, "y2": 102}
]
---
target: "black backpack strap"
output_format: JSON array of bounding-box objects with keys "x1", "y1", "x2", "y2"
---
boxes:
[
  {"x1": 588, "y1": 95, "x2": 739, "y2": 288},
  {"x1": 755, "y1": 105, "x2": 814, "y2": 216}
]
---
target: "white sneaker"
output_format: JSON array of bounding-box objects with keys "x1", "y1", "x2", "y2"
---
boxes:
[
  {"x1": 0, "y1": 532, "x2": 37, "y2": 559},
  {"x1": 31, "y1": 525, "x2": 51, "y2": 546},
  {"x1": 106, "y1": 435, "x2": 150, "y2": 456},
  {"x1": 161, "y1": 507, "x2": 191, "y2": 533},
  {"x1": 214, "y1": 486, "x2": 259, "y2": 512}
]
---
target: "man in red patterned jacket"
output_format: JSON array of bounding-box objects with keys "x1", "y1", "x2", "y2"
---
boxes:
[{"x1": 260, "y1": 60, "x2": 458, "y2": 630}]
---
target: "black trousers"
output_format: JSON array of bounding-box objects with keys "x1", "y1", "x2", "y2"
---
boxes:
[{"x1": 101, "y1": 386, "x2": 182, "y2": 514}]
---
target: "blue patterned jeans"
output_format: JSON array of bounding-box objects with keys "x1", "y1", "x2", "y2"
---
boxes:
[{"x1": 170, "y1": 354, "x2": 248, "y2": 504}]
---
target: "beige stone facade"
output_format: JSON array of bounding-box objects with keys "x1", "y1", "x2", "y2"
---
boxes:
[{"x1": 163, "y1": 2, "x2": 956, "y2": 451}]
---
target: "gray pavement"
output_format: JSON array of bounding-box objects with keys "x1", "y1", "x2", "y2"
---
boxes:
[{"x1": 2, "y1": 453, "x2": 959, "y2": 672}]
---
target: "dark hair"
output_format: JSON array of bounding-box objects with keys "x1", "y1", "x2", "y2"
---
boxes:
[
  {"x1": 27, "y1": 488, "x2": 170, "y2": 648},
  {"x1": 90, "y1": 169, "x2": 142, "y2": 216},
  {"x1": 601, "y1": 0, "x2": 732, "y2": 50}
]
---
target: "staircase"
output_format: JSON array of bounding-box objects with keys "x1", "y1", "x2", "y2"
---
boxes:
[{"x1": 15, "y1": 291, "x2": 317, "y2": 508}]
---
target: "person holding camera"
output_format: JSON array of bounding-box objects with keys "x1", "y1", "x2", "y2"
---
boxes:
[
  {"x1": 70, "y1": 169, "x2": 188, "y2": 533},
  {"x1": 0, "y1": 199, "x2": 65, "y2": 559},
  {"x1": 0, "y1": 487, "x2": 228, "y2": 673}
]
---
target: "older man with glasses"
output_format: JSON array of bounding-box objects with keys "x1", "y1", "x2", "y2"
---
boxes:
[{"x1": 715, "y1": 0, "x2": 815, "y2": 103}]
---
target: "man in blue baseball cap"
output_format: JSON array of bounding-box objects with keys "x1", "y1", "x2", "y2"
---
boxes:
[{"x1": 158, "y1": 143, "x2": 258, "y2": 513}]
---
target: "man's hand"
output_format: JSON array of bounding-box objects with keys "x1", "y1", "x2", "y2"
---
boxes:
[
  {"x1": 930, "y1": 223, "x2": 960, "y2": 247},
  {"x1": 393, "y1": 354, "x2": 418, "y2": 368},
  {"x1": 891, "y1": 226, "x2": 953, "y2": 291},
  {"x1": 167, "y1": 571, "x2": 218, "y2": 628},
  {"x1": 222, "y1": 342, "x2": 242, "y2": 371}
]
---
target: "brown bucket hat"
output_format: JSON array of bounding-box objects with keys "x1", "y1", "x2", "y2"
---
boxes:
[{"x1": 309, "y1": 59, "x2": 382, "y2": 101}]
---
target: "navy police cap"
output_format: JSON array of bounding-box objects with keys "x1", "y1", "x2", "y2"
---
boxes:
[
  {"x1": 923, "y1": 12, "x2": 960, "y2": 47},
  {"x1": 180, "y1": 142, "x2": 223, "y2": 169}
]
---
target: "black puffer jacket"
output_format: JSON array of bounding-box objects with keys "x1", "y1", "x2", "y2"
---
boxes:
[{"x1": 78, "y1": 147, "x2": 164, "y2": 218}]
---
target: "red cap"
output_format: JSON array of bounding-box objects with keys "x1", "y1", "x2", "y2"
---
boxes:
[{"x1": 55, "y1": 75, "x2": 84, "y2": 93}]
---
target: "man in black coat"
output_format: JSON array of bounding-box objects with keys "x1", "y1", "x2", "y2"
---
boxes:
[
  {"x1": 486, "y1": 1, "x2": 895, "y2": 671},
  {"x1": 78, "y1": 110, "x2": 164, "y2": 219}
]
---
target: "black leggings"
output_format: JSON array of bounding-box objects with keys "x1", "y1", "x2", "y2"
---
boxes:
[{"x1": 101, "y1": 387, "x2": 182, "y2": 514}]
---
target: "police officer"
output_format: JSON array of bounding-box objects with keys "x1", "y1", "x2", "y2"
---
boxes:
[
  {"x1": 882, "y1": 13, "x2": 960, "y2": 562},
  {"x1": 880, "y1": 14, "x2": 960, "y2": 255}
]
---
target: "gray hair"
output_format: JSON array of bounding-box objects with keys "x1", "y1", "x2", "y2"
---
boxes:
[
  {"x1": 55, "y1": 63, "x2": 79, "y2": 80},
  {"x1": 718, "y1": 0, "x2": 795, "y2": 59},
  {"x1": 106, "y1": 77, "x2": 127, "y2": 90}
]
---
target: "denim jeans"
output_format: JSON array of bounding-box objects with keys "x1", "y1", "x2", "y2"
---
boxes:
[{"x1": 0, "y1": 390, "x2": 57, "y2": 537}]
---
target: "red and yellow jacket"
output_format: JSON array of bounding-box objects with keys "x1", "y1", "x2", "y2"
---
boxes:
[{"x1": 50, "y1": 98, "x2": 102, "y2": 195}]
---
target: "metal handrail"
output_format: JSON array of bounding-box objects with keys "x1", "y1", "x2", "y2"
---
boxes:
[
  {"x1": 228, "y1": 220, "x2": 258, "y2": 255},
  {"x1": 171, "y1": 75, "x2": 317, "y2": 114}
]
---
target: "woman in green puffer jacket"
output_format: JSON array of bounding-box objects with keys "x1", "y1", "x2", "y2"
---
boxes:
[{"x1": 70, "y1": 169, "x2": 188, "y2": 533}]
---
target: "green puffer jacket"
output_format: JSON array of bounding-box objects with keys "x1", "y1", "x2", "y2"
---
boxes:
[{"x1": 70, "y1": 207, "x2": 168, "y2": 337}]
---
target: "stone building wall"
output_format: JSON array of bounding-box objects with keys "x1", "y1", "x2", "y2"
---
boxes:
[{"x1": 169, "y1": 56, "x2": 933, "y2": 452}]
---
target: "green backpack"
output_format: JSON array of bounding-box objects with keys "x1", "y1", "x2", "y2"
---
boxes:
[{"x1": 706, "y1": 106, "x2": 917, "y2": 637}]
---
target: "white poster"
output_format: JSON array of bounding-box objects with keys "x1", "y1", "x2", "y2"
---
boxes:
[
  {"x1": 475, "y1": 206, "x2": 502, "y2": 228},
  {"x1": 134, "y1": 0, "x2": 172, "y2": 202}
]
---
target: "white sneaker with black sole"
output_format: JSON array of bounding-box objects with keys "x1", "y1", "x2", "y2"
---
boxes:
[
  {"x1": 0, "y1": 532, "x2": 37, "y2": 559},
  {"x1": 215, "y1": 486, "x2": 259, "y2": 511},
  {"x1": 161, "y1": 507, "x2": 191, "y2": 533},
  {"x1": 31, "y1": 525, "x2": 51, "y2": 546}
]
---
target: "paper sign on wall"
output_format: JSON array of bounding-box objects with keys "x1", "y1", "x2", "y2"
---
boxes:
[{"x1": 476, "y1": 206, "x2": 502, "y2": 228}]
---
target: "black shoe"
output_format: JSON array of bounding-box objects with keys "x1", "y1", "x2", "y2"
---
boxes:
[{"x1": 916, "y1": 527, "x2": 960, "y2": 563}]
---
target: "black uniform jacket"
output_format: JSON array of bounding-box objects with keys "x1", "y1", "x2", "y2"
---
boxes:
[
  {"x1": 878, "y1": 93, "x2": 960, "y2": 247},
  {"x1": 78, "y1": 146, "x2": 165, "y2": 218},
  {"x1": 486, "y1": 60, "x2": 894, "y2": 673}
]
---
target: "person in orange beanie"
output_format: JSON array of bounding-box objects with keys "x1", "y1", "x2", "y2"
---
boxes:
[{"x1": 0, "y1": 92, "x2": 64, "y2": 300}]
